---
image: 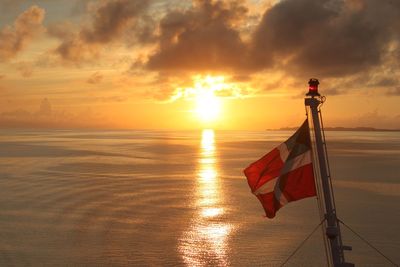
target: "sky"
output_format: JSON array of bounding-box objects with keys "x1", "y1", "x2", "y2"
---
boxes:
[{"x1": 0, "y1": 0, "x2": 399, "y2": 130}]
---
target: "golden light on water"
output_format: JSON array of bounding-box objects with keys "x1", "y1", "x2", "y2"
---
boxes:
[
  {"x1": 201, "y1": 128, "x2": 215, "y2": 147},
  {"x1": 198, "y1": 129, "x2": 218, "y2": 207},
  {"x1": 201, "y1": 207, "x2": 223, "y2": 218},
  {"x1": 179, "y1": 129, "x2": 232, "y2": 266}
]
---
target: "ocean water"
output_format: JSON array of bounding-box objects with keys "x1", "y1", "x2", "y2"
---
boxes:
[{"x1": 0, "y1": 129, "x2": 399, "y2": 266}]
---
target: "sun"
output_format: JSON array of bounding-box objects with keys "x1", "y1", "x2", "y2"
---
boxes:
[
  {"x1": 193, "y1": 76, "x2": 224, "y2": 123},
  {"x1": 195, "y1": 88, "x2": 221, "y2": 122},
  {"x1": 175, "y1": 75, "x2": 230, "y2": 123}
]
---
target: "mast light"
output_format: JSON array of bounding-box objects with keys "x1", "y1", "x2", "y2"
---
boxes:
[{"x1": 307, "y1": 78, "x2": 320, "y2": 97}]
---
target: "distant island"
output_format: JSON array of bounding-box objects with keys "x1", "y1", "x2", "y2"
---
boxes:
[{"x1": 269, "y1": 126, "x2": 400, "y2": 132}]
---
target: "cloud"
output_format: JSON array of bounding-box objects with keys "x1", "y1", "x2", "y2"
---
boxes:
[
  {"x1": 47, "y1": 20, "x2": 96, "y2": 63},
  {"x1": 42, "y1": 0, "x2": 400, "y2": 94},
  {"x1": 114, "y1": 0, "x2": 400, "y2": 100},
  {"x1": 250, "y1": 0, "x2": 336, "y2": 70},
  {"x1": 5, "y1": 0, "x2": 398, "y2": 103},
  {"x1": 146, "y1": 0, "x2": 249, "y2": 72},
  {"x1": 370, "y1": 77, "x2": 398, "y2": 88},
  {"x1": 0, "y1": 5, "x2": 45, "y2": 60},
  {"x1": 54, "y1": 37, "x2": 99, "y2": 63},
  {"x1": 251, "y1": 0, "x2": 400, "y2": 77},
  {"x1": 141, "y1": 74, "x2": 192, "y2": 101},
  {"x1": 132, "y1": 15, "x2": 158, "y2": 44},
  {"x1": 49, "y1": 0, "x2": 150, "y2": 63},
  {"x1": 144, "y1": 0, "x2": 400, "y2": 80},
  {"x1": 87, "y1": 72, "x2": 103, "y2": 84},
  {"x1": 81, "y1": 0, "x2": 149, "y2": 43}
]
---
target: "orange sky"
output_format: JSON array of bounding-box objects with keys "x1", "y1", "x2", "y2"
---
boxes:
[{"x1": 0, "y1": 0, "x2": 399, "y2": 130}]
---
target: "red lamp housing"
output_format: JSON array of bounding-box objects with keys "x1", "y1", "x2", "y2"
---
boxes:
[{"x1": 306, "y1": 78, "x2": 320, "y2": 97}]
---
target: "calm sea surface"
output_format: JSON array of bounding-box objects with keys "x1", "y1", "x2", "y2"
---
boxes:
[{"x1": 0, "y1": 129, "x2": 399, "y2": 266}]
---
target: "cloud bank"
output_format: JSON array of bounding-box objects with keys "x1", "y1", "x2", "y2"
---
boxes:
[
  {"x1": 145, "y1": 0, "x2": 400, "y2": 80},
  {"x1": 1, "y1": 0, "x2": 399, "y2": 106}
]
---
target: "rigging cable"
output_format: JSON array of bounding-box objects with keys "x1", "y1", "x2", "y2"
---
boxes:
[
  {"x1": 280, "y1": 219, "x2": 326, "y2": 267},
  {"x1": 338, "y1": 218, "x2": 399, "y2": 267}
]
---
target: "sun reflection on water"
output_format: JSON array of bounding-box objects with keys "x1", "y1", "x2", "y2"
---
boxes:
[{"x1": 179, "y1": 129, "x2": 232, "y2": 266}]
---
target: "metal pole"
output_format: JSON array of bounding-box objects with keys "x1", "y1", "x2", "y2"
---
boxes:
[{"x1": 304, "y1": 79, "x2": 354, "y2": 267}]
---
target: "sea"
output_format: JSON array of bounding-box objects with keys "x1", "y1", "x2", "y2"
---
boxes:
[{"x1": 0, "y1": 129, "x2": 399, "y2": 266}]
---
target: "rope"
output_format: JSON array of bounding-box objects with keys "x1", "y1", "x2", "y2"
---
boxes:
[
  {"x1": 338, "y1": 218, "x2": 399, "y2": 267},
  {"x1": 280, "y1": 219, "x2": 326, "y2": 267}
]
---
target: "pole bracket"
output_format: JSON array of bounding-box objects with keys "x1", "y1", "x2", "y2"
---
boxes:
[{"x1": 326, "y1": 226, "x2": 339, "y2": 239}]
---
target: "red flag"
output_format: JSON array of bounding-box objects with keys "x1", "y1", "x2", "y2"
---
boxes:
[{"x1": 244, "y1": 119, "x2": 316, "y2": 218}]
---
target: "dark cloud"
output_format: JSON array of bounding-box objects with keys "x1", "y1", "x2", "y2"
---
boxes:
[
  {"x1": 50, "y1": 0, "x2": 150, "y2": 62},
  {"x1": 81, "y1": 0, "x2": 149, "y2": 43},
  {"x1": 146, "y1": 0, "x2": 249, "y2": 71},
  {"x1": 53, "y1": 37, "x2": 99, "y2": 63},
  {"x1": 47, "y1": 22, "x2": 97, "y2": 63},
  {"x1": 145, "y1": 0, "x2": 400, "y2": 81},
  {"x1": 370, "y1": 77, "x2": 398, "y2": 88},
  {"x1": 250, "y1": 0, "x2": 336, "y2": 70},
  {"x1": 129, "y1": 14, "x2": 158, "y2": 44},
  {"x1": 251, "y1": 0, "x2": 400, "y2": 77},
  {"x1": 0, "y1": 5, "x2": 45, "y2": 60}
]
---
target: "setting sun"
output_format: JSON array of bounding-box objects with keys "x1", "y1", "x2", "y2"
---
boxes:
[
  {"x1": 195, "y1": 88, "x2": 221, "y2": 122},
  {"x1": 191, "y1": 75, "x2": 226, "y2": 123}
]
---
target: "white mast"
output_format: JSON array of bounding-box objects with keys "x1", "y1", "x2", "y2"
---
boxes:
[{"x1": 305, "y1": 79, "x2": 354, "y2": 267}]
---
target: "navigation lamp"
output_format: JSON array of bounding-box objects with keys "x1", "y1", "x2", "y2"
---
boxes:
[{"x1": 306, "y1": 78, "x2": 320, "y2": 97}]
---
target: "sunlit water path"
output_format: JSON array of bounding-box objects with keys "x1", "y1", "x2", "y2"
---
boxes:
[{"x1": 179, "y1": 129, "x2": 233, "y2": 266}]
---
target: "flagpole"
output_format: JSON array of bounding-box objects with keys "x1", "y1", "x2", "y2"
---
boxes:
[{"x1": 304, "y1": 79, "x2": 354, "y2": 267}]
